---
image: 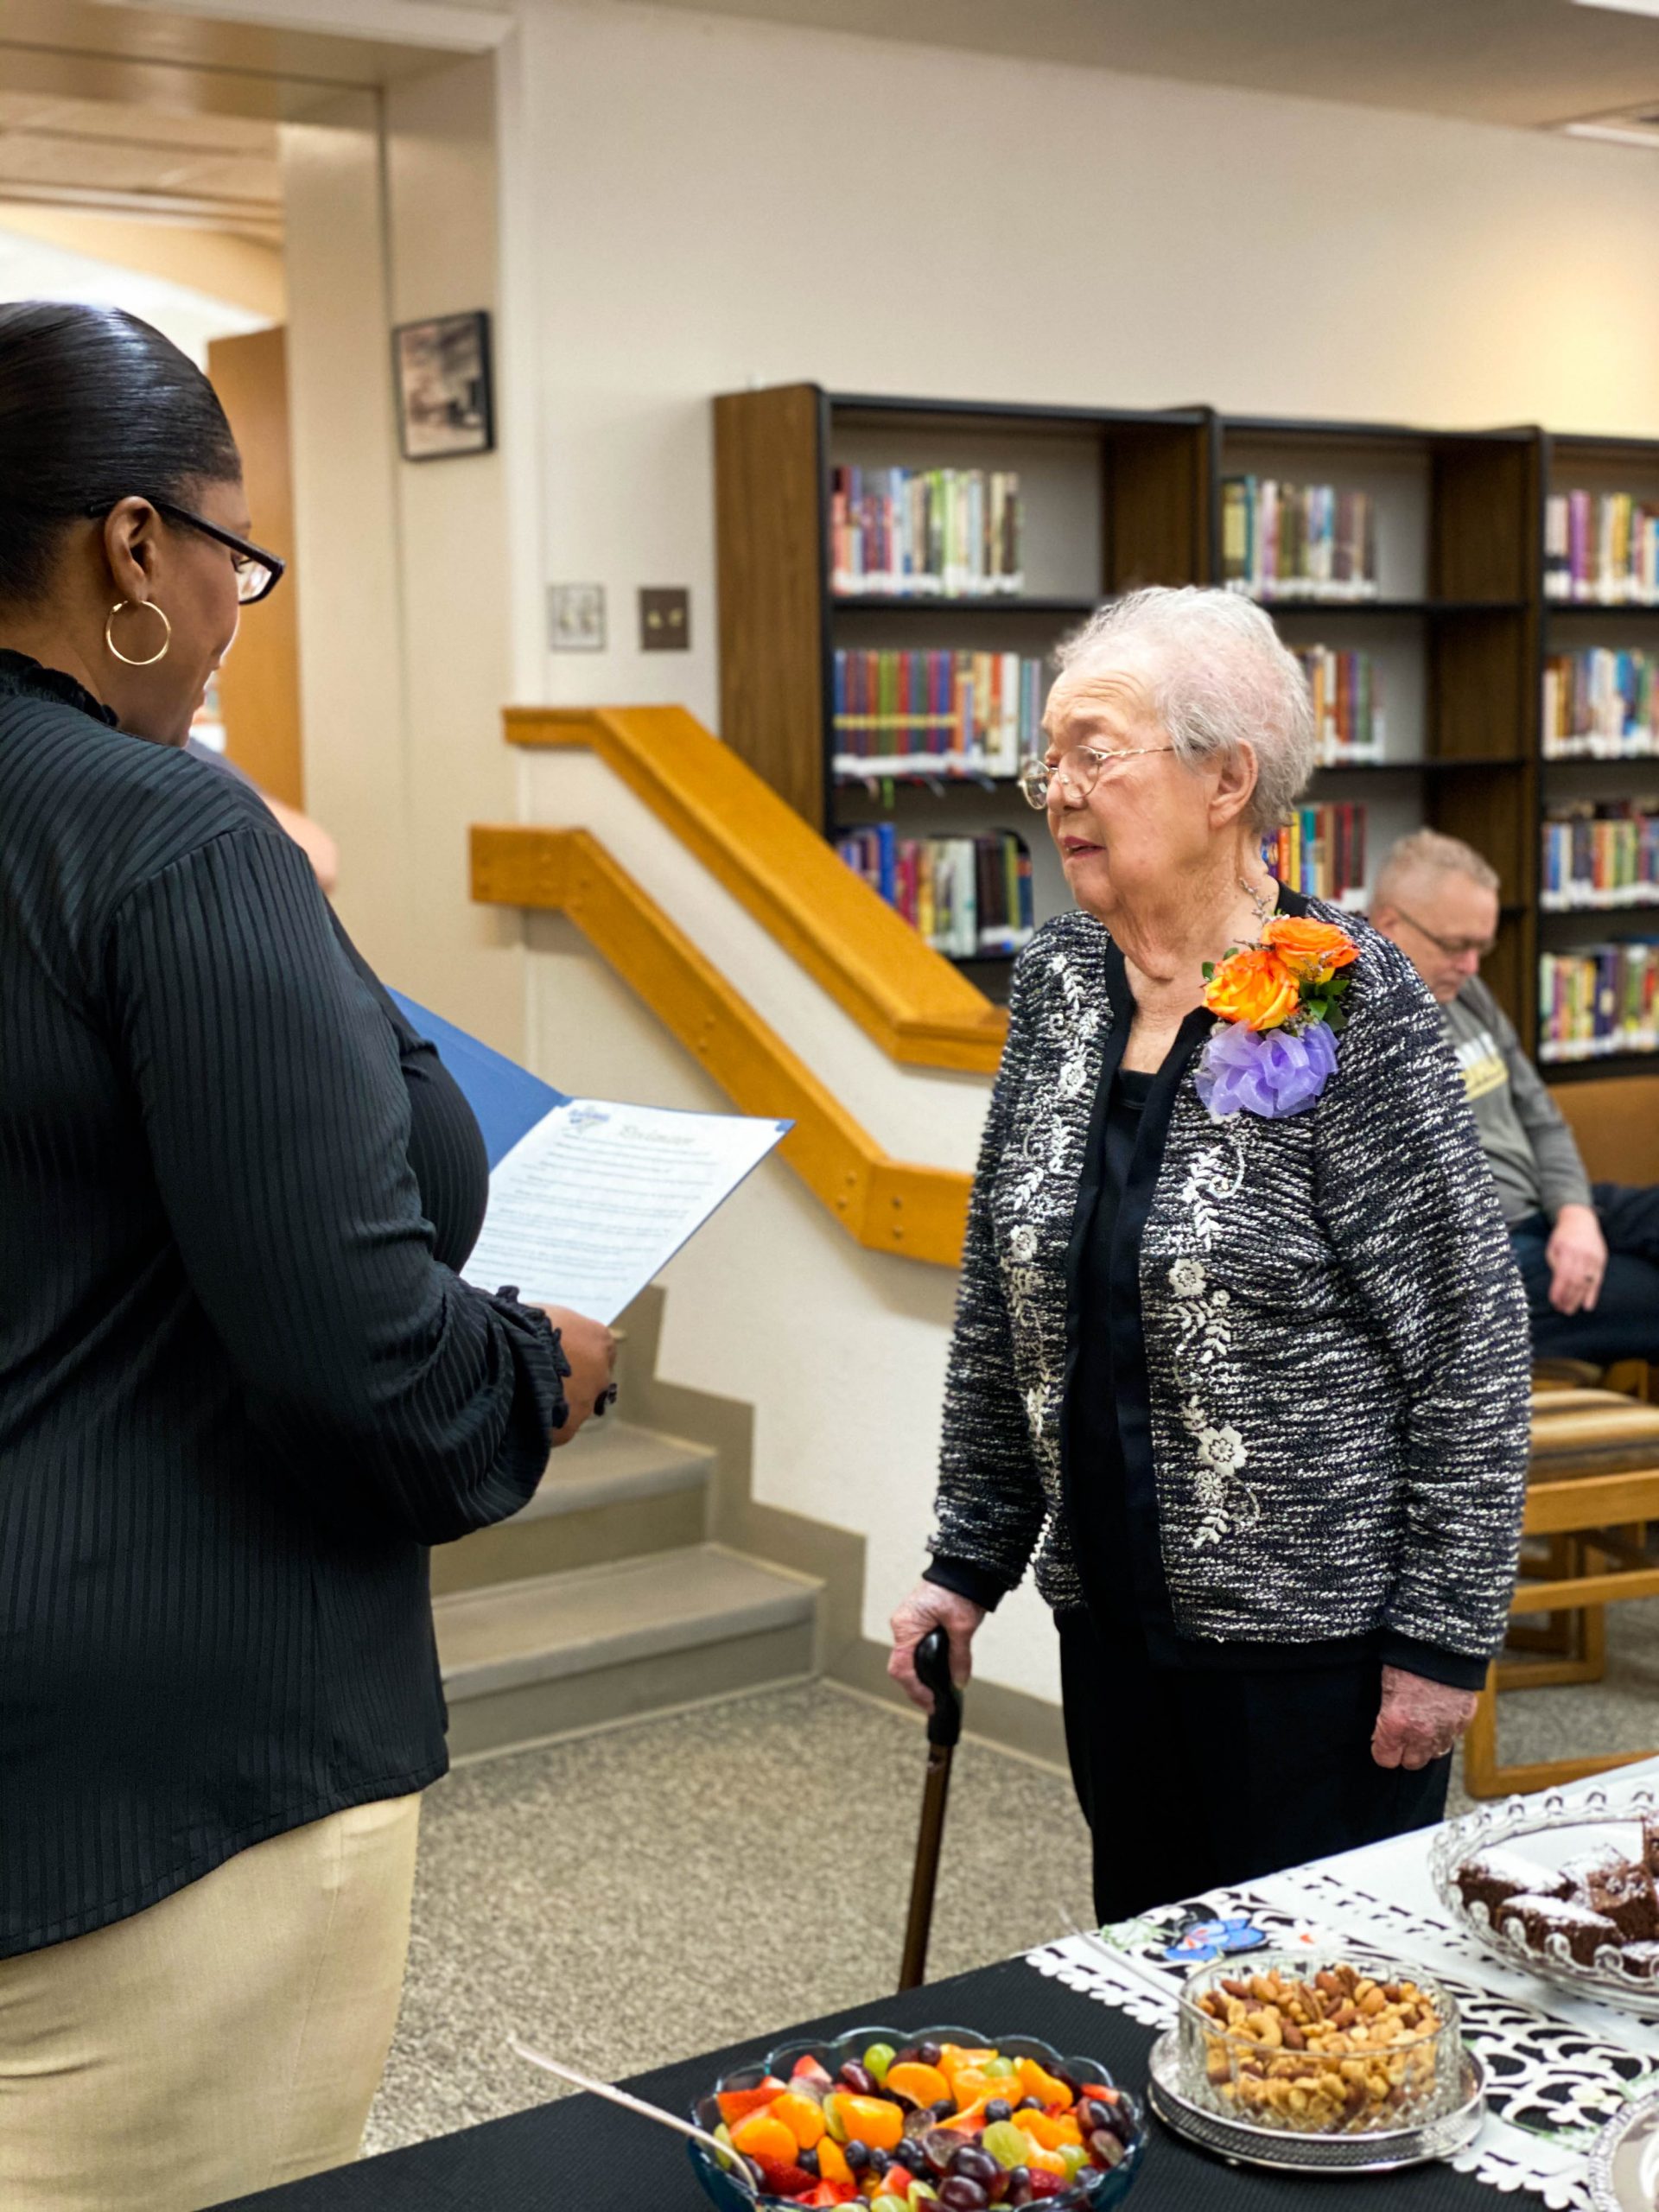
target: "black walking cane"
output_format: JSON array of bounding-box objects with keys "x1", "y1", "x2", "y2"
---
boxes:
[{"x1": 898, "y1": 1625, "x2": 963, "y2": 1991}]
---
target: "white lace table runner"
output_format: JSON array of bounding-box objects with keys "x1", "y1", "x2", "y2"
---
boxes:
[{"x1": 1026, "y1": 1874, "x2": 1659, "y2": 2208}]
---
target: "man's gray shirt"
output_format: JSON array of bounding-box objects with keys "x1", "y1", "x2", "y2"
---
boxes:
[{"x1": 1439, "y1": 976, "x2": 1592, "y2": 1226}]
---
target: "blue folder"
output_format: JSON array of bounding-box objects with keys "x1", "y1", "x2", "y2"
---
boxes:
[{"x1": 388, "y1": 991, "x2": 564, "y2": 1170}]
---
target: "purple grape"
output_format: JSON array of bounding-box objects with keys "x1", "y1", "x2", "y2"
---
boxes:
[
  {"x1": 950, "y1": 2145, "x2": 1000, "y2": 2186},
  {"x1": 938, "y1": 2182, "x2": 988, "y2": 2212},
  {"x1": 916, "y1": 2041, "x2": 944, "y2": 2068},
  {"x1": 1004, "y1": 2168, "x2": 1033, "y2": 2207},
  {"x1": 1090, "y1": 2129, "x2": 1126, "y2": 2168},
  {"x1": 840, "y1": 2062, "x2": 877, "y2": 2095}
]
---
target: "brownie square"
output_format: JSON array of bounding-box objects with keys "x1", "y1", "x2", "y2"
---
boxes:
[
  {"x1": 1589, "y1": 1864, "x2": 1659, "y2": 1944},
  {"x1": 1455, "y1": 1848, "x2": 1571, "y2": 1921},
  {"x1": 1500, "y1": 1892, "x2": 1622, "y2": 1967},
  {"x1": 1643, "y1": 1815, "x2": 1659, "y2": 1880},
  {"x1": 1559, "y1": 1841, "x2": 1630, "y2": 1897}
]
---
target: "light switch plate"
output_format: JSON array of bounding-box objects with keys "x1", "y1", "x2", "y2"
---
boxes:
[
  {"x1": 639, "y1": 587, "x2": 690, "y2": 651},
  {"x1": 548, "y1": 583, "x2": 605, "y2": 652}
]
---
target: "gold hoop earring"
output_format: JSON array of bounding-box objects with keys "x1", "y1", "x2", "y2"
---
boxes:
[{"x1": 105, "y1": 600, "x2": 172, "y2": 668}]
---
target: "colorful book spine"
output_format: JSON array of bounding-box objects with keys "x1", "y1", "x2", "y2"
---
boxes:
[
  {"x1": 831, "y1": 649, "x2": 1046, "y2": 778},
  {"x1": 833, "y1": 828, "x2": 1035, "y2": 957},
  {"x1": 1542, "y1": 648, "x2": 1659, "y2": 758},
  {"x1": 1544, "y1": 491, "x2": 1659, "y2": 604},
  {"x1": 1221, "y1": 478, "x2": 1378, "y2": 601},
  {"x1": 1539, "y1": 942, "x2": 1659, "y2": 1062},
  {"x1": 1292, "y1": 645, "x2": 1386, "y2": 764},
  {"x1": 829, "y1": 465, "x2": 1024, "y2": 598},
  {"x1": 1262, "y1": 803, "x2": 1368, "y2": 906},
  {"x1": 1541, "y1": 798, "x2": 1659, "y2": 910}
]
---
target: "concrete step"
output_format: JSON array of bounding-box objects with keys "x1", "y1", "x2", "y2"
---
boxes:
[
  {"x1": 430, "y1": 1419, "x2": 715, "y2": 1595},
  {"x1": 435, "y1": 1544, "x2": 820, "y2": 1758}
]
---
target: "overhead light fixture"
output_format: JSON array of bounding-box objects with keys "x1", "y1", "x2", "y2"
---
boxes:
[
  {"x1": 1568, "y1": 0, "x2": 1659, "y2": 18},
  {"x1": 1563, "y1": 116, "x2": 1659, "y2": 143}
]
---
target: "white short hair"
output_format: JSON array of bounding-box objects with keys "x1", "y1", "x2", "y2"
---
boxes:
[
  {"x1": 1374, "y1": 828, "x2": 1500, "y2": 908},
  {"x1": 1050, "y1": 586, "x2": 1316, "y2": 833}
]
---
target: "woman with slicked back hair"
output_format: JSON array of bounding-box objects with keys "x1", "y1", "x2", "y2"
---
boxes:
[{"x1": 0, "y1": 302, "x2": 614, "y2": 2207}]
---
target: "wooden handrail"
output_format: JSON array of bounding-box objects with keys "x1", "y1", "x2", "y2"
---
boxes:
[
  {"x1": 472, "y1": 825, "x2": 970, "y2": 1266},
  {"x1": 505, "y1": 705, "x2": 1008, "y2": 1075}
]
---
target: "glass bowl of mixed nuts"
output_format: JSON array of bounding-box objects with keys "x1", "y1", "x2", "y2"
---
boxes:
[{"x1": 1175, "y1": 1954, "x2": 1465, "y2": 2136}]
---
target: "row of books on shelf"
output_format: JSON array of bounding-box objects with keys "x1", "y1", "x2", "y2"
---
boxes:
[
  {"x1": 835, "y1": 825, "x2": 1034, "y2": 957},
  {"x1": 1539, "y1": 943, "x2": 1659, "y2": 1063},
  {"x1": 1262, "y1": 803, "x2": 1369, "y2": 906},
  {"x1": 1221, "y1": 477, "x2": 1379, "y2": 601},
  {"x1": 1293, "y1": 646, "x2": 1385, "y2": 764},
  {"x1": 831, "y1": 649, "x2": 1045, "y2": 779},
  {"x1": 1543, "y1": 648, "x2": 1659, "y2": 758},
  {"x1": 1541, "y1": 800, "x2": 1659, "y2": 911},
  {"x1": 1544, "y1": 491, "x2": 1659, "y2": 605},
  {"x1": 829, "y1": 466, "x2": 1024, "y2": 598}
]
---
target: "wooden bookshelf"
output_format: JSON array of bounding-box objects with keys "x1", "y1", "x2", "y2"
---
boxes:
[
  {"x1": 1535, "y1": 433, "x2": 1659, "y2": 1080},
  {"x1": 710, "y1": 386, "x2": 1658, "y2": 1075},
  {"x1": 715, "y1": 388, "x2": 1210, "y2": 997}
]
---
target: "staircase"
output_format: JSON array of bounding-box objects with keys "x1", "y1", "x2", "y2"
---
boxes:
[{"x1": 429, "y1": 1340, "x2": 822, "y2": 1758}]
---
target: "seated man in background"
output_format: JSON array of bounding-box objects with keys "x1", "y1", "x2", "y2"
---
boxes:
[{"x1": 1371, "y1": 828, "x2": 1659, "y2": 1366}]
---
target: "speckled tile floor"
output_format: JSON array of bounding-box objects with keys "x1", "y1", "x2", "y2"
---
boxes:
[{"x1": 366, "y1": 1600, "x2": 1659, "y2": 2155}]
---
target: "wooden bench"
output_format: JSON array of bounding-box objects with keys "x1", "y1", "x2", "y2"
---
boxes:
[{"x1": 1463, "y1": 1387, "x2": 1659, "y2": 1798}]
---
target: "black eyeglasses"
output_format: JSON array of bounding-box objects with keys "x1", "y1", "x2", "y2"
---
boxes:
[
  {"x1": 151, "y1": 501, "x2": 285, "y2": 605},
  {"x1": 88, "y1": 499, "x2": 286, "y2": 605}
]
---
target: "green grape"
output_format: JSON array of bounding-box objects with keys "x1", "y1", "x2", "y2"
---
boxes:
[
  {"x1": 863, "y1": 2042, "x2": 897, "y2": 2088},
  {"x1": 982, "y1": 2056, "x2": 1019, "y2": 2077},
  {"x1": 872, "y1": 2199, "x2": 908, "y2": 2212},
  {"x1": 981, "y1": 2121, "x2": 1034, "y2": 2170},
  {"x1": 909, "y1": 2185, "x2": 940, "y2": 2205},
  {"x1": 1058, "y1": 2141, "x2": 1093, "y2": 2180}
]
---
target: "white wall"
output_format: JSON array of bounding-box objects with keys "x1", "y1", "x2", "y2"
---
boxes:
[
  {"x1": 514, "y1": 745, "x2": 1059, "y2": 1703},
  {"x1": 510, "y1": 0, "x2": 1659, "y2": 723}
]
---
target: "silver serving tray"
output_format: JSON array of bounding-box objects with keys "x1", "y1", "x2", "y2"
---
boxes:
[
  {"x1": 1429, "y1": 1783, "x2": 1659, "y2": 2015},
  {"x1": 1147, "y1": 2031, "x2": 1486, "y2": 2174},
  {"x1": 1588, "y1": 2090, "x2": 1659, "y2": 2212}
]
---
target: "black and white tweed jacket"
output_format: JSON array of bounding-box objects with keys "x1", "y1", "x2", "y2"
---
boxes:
[{"x1": 932, "y1": 903, "x2": 1530, "y2": 1662}]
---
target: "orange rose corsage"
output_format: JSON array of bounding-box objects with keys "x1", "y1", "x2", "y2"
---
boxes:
[
  {"x1": 1195, "y1": 912, "x2": 1358, "y2": 1120},
  {"x1": 1260, "y1": 915, "x2": 1361, "y2": 987}
]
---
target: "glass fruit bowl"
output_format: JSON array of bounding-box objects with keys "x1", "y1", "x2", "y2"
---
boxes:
[
  {"x1": 1175, "y1": 1953, "x2": 1464, "y2": 2137},
  {"x1": 687, "y1": 2023, "x2": 1146, "y2": 2212}
]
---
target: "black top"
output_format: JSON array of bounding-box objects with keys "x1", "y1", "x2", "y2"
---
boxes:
[
  {"x1": 0, "y1": 652, "x2": 566, "y2": 1959},
  {"x1": 928, "y1": 882, "x2": 1484, "y2": 1692}
]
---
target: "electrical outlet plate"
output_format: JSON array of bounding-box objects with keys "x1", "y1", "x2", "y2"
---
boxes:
[{"x1": 639, "y1": 587, "x2": 690, "y2": 652}]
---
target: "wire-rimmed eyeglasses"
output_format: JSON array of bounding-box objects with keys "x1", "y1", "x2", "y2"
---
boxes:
[
  {"x1": 1019, "y1": 741, "x2": 1178, "y2": 810},
  {"x1": 1389, "y1": 903, "x2": 1497, "y2": 960}
]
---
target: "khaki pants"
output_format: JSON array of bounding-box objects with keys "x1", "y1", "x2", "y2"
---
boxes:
[{"x1": 0, "y1": 1793, "x2": 422, "y2": 2212}]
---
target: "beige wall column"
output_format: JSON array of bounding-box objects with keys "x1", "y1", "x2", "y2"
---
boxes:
[{"x1": 281, "y1": 60, "x2": 525, "y2": 1052}]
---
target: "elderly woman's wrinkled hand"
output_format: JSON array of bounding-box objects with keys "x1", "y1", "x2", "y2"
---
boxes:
[
  {"x1": 1370, "y1": 1665, "x2": 1478, "y2": 1771},
  {"x1": 888, "y1": 1583, "x2": 985, "y2": 1713}
]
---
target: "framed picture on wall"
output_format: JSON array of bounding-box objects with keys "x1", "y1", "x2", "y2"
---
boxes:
[{"x1": 392, "y1": 309, "x2": 494, "y2": 461}]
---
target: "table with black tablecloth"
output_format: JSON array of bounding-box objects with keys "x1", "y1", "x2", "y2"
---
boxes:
[{"x1": 219, "y1": 1951, "x2": 1500, "y2": 2212}]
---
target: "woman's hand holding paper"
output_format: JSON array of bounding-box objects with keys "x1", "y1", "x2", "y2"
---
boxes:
[{"x1": 538, "y1": 1305, "x2": 618, "y2": 1446}]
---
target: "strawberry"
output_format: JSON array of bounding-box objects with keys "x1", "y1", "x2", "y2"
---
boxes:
[
  {"x1": 1025, "y1": 2175, "x2": 1071, "y2": 2200},
  {"x1": 791, "y1": 2054, "x2": 836, "y2": 2093},
  {"x1": 718, "y1": 2075, "x2": 786, "y2": 2126},
  {"x1": 754, "y1": 2154, "x2": 819, "y2": 2196}
]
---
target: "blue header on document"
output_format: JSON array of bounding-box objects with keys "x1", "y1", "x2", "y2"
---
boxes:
[{"x1": 387, "y1": 991, "x2": 566, "y2": 1170}]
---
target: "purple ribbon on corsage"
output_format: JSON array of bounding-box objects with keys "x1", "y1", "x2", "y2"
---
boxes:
[{"x1": 1194, "y1": 1016, "x2": 1338, "y2": 1122}]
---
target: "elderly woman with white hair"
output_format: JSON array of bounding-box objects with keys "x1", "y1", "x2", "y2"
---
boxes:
[{"x1": 888, "y1": 587, "x2": 1529, "y2": 1921}]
